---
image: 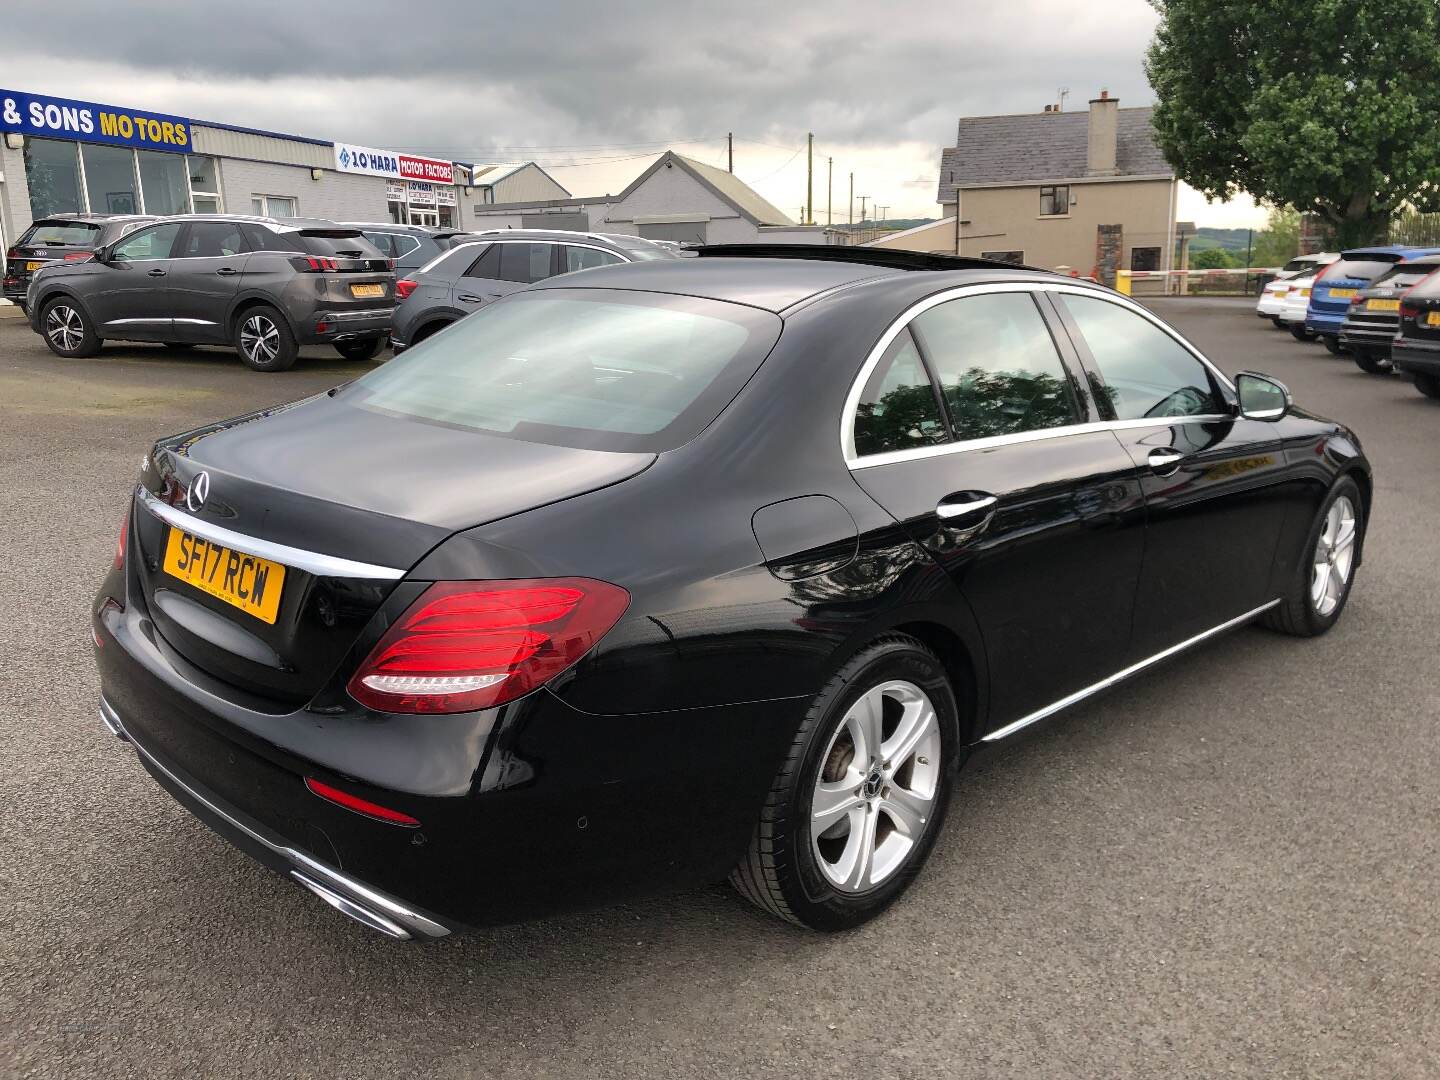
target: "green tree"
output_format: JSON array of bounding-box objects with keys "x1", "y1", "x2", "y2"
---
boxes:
[
  {"x1": 1252, "y1": 208, "x2": 1301, "y2": 267},
  {"x1": 1146, "y1": 0, "x2": 1440, "y2": 248},
  {"x1": 1189, "y1": 247, "x2": 1239, "y2": 270}
]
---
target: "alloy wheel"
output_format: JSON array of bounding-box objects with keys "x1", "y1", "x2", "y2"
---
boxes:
[
  {"x1": 1311, "y1": 495, "x2": 1357, "y2": 617},
  {"x1": 811, "y1": 680, "x2": 941, "y2": 893},
  {"x1": 45, "y1": 305, "x2": 84, "y2": 352},
  {"x1": 240, "y1": 315, "x2": 280, "y2": 365}
]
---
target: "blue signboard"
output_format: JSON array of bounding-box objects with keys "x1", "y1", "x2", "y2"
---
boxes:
[{"x1": 0, "y1": 88, "x2": 193, "y2": 153}]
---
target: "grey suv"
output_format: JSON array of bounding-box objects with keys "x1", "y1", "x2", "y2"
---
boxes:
[
  {"x1": 27, "y1": 215, "x2": 395, "y2": 372},
  {"x1": 341, "y1": 222, "x2": 474, "y2": 274},
  {"x1": 390, "y1": 230, "x2": 675, "y2": 352}
]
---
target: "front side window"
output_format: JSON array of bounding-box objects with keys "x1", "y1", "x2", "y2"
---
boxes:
[
  {"x1": 81, "y1": 143, "x2": 139, "y2": 215},
  {"x1": 1060, "y1": 294, "x2": 1224, "y2": 420},
  {"x1": 177, "y1": 221, "x2": 247, "y2": 258},
  {"x1": 497, "y1": 243, "x2": 553, "y2": 284},
  {"x1": 23, "y1": 138, "x2": 83, "y2": 218},
  {"x1": 852, "y1": 329, "x2": 948, "y2": 457},
  {"x1": 136, "y1": 150, "x2": 190, "y2": 215},
  {"x1": 112, "y1": 222, "x2": 182, "y2": 261},
  {"x1": 346, "y1": 290, "x2": 781, "y2": 453},
  {"x1": 911, "y1": 292, "x2": 1078, "y2": 440},
  {"x1": 1039, "y1": 185, "x2": 1069, "y2": 216},
  {"x1": 562, "y1": 246, "x2": 623, "y2": 273}
]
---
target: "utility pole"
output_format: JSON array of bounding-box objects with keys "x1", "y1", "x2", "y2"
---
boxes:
[
  {"x1": 827, "y1": 156, "x2": 833, "y2": 227},
  {"x1": 848, "y1": 171, "x2": 854, "y2": 229},
  {"x1": 806, "y1": 132, "x2": 814, "y2": 226},
  {"x1": 727, "y1": 132, "x2": 733, "y2": 173},
  {"x1": 859, "y1": 194, "x2": 868, "y2": 222},
  {"x1": 877, "y1": 205, "x2": 888, "y2": 227}
]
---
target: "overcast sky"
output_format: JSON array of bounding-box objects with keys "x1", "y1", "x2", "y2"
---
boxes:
[{"x1": 3, "y1": 0, "x2": 1264, "y2": 227}]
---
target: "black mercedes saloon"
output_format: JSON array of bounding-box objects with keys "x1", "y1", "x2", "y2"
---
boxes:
[{"x1": 92, "y1": 247, "x2": 1372, "y2": 937}]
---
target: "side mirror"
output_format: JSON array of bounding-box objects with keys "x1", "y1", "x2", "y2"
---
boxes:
[{"x1": 1236, "y1": 371, "x2": 1292, "y2": 421}]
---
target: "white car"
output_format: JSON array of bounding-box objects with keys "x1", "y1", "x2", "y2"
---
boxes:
[{"x1": 1259, "y1": 253, "x2": 1338, "y2": 326}]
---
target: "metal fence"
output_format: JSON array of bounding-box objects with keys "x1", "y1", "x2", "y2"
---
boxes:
[{"x1": 1389, "y1": 212, "x2": 1440, "y2": 246}]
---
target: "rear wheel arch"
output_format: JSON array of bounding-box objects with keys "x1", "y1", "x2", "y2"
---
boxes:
[
  {"x1": 410, "y1": 315, "x2": 458, "y2": 344},
  {"x1": 228, "y1": 295, "x2": 296, "y2": 339}
]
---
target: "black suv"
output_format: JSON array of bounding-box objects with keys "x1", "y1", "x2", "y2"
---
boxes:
[
  {"x1": 27, "y1": 215, "x2": 395, "y2": 372},
  {"x1": 390, "y1": 230, "x2": 675, "y2": 352},
  {"x1": 342, "y1": 223, "x2": 473, "y2": 274},
  {"x1": 4, "y1": 214, "x2": 156, "y2": 313}
]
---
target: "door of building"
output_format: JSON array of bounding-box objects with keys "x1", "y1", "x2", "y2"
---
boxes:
[{"x1": 408, "y1": 209, "x2": 440, "y2": 227}]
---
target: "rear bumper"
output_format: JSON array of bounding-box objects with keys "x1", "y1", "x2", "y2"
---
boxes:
[
  {"x1": 1256, "y1": 297, "x2": 1285, "y2": 316},
  {"x1": 99, "y1": 697, "x2": 452, "y2": 940},
  {"x1": 1392, "y1": 340, "x2": 1440, "y2": 377},
  {"x1": 296, "y1": 307, "x2": 394, "y2": 345},
  {"x1": 1305, "y1": 310, "x2": 1347, "y2": 335},
  {"x1": 1338, "y1": 322, "x2": 1397, "y2": 353}
]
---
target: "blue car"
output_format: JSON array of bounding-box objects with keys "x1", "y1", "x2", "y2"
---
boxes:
[{"x1": 1306, "y1": 246, "x2": 1440, "y2": 353}]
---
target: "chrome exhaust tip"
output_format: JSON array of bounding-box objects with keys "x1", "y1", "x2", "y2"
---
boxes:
[{"x1": 290, "y1": 871, "x2": 412, "y2": 940}]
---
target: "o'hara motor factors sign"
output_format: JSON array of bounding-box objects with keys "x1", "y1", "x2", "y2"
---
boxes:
[
  {"x1": 1, "y1": 89, "x2": 192, "y2": 152},
  {"x1": 333, "y1": 142, "x2": 454, "y2": 184}
]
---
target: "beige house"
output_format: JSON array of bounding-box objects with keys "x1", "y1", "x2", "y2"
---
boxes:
[{"x1": 870, "y1": 92, "x2": 1177, "y2": 283}]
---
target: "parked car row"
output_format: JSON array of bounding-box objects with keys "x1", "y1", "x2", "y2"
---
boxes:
[
  {"x1": 10, "y1": 212, "x2": 677, "y2": 372},
  {"x1": 1257, "y1": 244, "x2": 1440, "y2": 401}
]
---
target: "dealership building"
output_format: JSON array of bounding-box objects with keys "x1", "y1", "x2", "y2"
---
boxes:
[{"x1": 0, "y1": 87, "x2": 574, "y2": 259}]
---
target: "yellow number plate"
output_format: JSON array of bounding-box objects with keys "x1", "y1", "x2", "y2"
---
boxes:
[
  {"x1": 1427, "y1": 311, "x2": 1440, "y2": 327},
  {"x1": 350, "y1": 283, "x2": 385, "y2": 298},
  {"x1": 1328, "y1": 287, "x2": 1358, "y2": 299},
  {"x1": 163, "y1": 528, "x2": 286, "y2": 624},
  {"x1": 1367, "y1": 298, "x2": 1400, "y2": 312},
  {"x1": 25, "y1": 261, "x2": 42, "y2": 271}
]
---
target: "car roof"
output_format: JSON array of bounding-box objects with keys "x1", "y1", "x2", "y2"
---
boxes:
[
  {"x1": 339, "y1": 222, "x2": 466, "y2": 237},
  {"x1": 527, "y1": 254, "x2": 1068, "y2": 314},
  {"x1": 31, "y1": 213, "x2": 155, "y2": 225},
  {"x1": 1341, "y1": 245, "x2": 1440, "y2": 258}
]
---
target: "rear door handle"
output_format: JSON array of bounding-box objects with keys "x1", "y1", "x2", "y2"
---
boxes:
[
  {"x1": 937, "y1": 493, "x2": 998, "y2": 520},
  {"x1": 215, "y1": 267, "x2": 238, "y2": 276},
  {"x1": 1147, "y1": 448, "x2": 1184, "y2": 476},
  {"x1": 147, "y1": 268, "x2": 167, "y2": 277},
  {"x1": 457, "y1": 293, "x2": 485, "y2": 303}
]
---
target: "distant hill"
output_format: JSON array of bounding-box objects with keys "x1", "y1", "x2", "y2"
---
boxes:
[
  {"x1": 834, "y1": 218, "x2": 936, "y2": 232},
  {"x1": 1190, "y1": 227, "x2": 1256, "y2": 254}
]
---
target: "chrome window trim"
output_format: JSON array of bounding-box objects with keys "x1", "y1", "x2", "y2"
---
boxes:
[
  {"x1": 841, "y1": 281, "x2": 1237, "y2": 468},
  {"x1": 983, "y1": 599, "x2": 1280, "y2": 742},
  {"x1": 136, "y1": 485, "x2": 405, "y2": 580}
]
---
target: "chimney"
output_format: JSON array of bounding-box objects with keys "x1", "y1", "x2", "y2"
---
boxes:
[{"x1": 1087, "y1": 89, "x2": 1118, "y2": 176}]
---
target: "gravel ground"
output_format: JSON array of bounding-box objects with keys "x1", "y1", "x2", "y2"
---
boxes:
[{"x1": 1, "y1": 301, "x2": 1436, "y2": 1079}]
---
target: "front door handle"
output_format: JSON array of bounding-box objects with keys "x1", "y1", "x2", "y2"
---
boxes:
[
  {"x1": 1147, "y1": 448, "x2": 1184, "y2": 476},
  {"x1": 215, "y1": 267, "x2": 238, "y2": 276},
  {"x1": 147, "y1": 268, "x2": 167, "y2": 277},
  {"x1": 937, "y1": 493, "x2": 998, "y2": 520}
]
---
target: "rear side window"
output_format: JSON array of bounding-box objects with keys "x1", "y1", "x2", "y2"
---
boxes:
[
  {"x1": 852, "y1": 329, "x2": 948, "y2": 457},
  {"x1": 1322, "y1": 256, "x2": 1402, "y2": 282},
  {"x1": 497, "y1": 243, "x2": 553, "y2": 284},
  {"x1": 1060, "y1": 294, "x2": 1223, "y2": 421},
  {"x1": 178, "y1": 222, "x2": 248, "y2": 258},
  {"x1": 362, "y1": 231, "x2": 397, "y2": 257},
  {"x1": 911, "y1": 292, "x2": 1078, "y2": 440},
  {"x1": 21, "y1": 221, "x2": 101, "y2": 246},
  {"x1": 346, "y1": 289, "x2": 781, "y2": 453},
  {"x1": 561, "y1": 245, "x2": 624, "y2": 273},
  {"x1": 463, "y1": 244, "x2": 501, "y2": 279}
]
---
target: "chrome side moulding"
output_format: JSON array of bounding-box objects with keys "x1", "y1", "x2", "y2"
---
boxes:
[
  {"x1": 983, "y1": 599, "x2": 1281, "y2": 742},
  {"x1": 135, "y1": 486, "x2": 405, "y2": 581},
  {"x1": 97, "y1": 697, "x2": 449, "y2": 941}
]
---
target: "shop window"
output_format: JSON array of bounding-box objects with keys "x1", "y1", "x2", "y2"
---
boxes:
[
  {"x1": 1039, "y1": 185, "x2": 1069, "y2": 216},
  {"x1": 188, "y1": 156, "x2": 223, "y2": 214},
  {"x1": 82, "y1": 144, "x2": 140, "y2": 215},
  {"x1": 22, "y1": 138, "x2": 84, "y2": 218},
  {"x1": 1130, "y1": 247, "x2": 1161, "y2": 272},
  {"x1": 137, "y1": 150, "x2": 190, "y2": 215},
  {"x1": 252, "y1": 195, "x2": 298, "y2": 218}
]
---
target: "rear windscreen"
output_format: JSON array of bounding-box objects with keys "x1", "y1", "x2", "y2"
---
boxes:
[
  {"x1": 1322, "y1": 256, "x2": 1402, "y2": 282},
  {"x1": 20, "y1": 221, "x2": 102, "y2": 246},
  {"x1": 298, "y1": 231, "x2": 383, "y2": 259},
  {"x1": 1280, "y1": 258, "x2": 1320, "y2": 274},
  {"x1": 1370, "y1": 264, "x2": 1438, "y2": 290},
  {"x1": 345, "y1": 288, "x2": 781, "y2": 452}
]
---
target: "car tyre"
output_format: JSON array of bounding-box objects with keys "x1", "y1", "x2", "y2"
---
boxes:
[
  {"x1": 1414, "y1": 373, "x2": 1440, "y2": 399},
  {"x1": 1263, "y1": 476, "x2": 1365, "y2": 637},
  {"x1": 39, "y1": 297, "x2": 102, "y2": 358},
  {"x1": 234, "y1": 306, "x2": 297, "y2": 372},
  {"x1": 1270, "y1": 316, "x2": 1284, "y2": 328},
  {"x1": 1322, "y1": 336, "x2": 1346, "y2": 355},
  {"x1": 730, "y1": 635, "x2": 959, "y2": 930},
  {"x1": 1352, "y1": 351, "x2": 1390, "y2": 374},
  {"x1": 1289, "y1": 323, "x2": 1312, "y2": 341},
  {"x1": 335, "y1": 337, "x2": 384, "y2": 361}
]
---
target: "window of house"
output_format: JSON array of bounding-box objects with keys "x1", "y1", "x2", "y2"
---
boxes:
[
  {"x1": 136, "y1": 150, "x2": 191, "y2": 215},
  {"x1": 188, "y1": 156, "x2": 223, "y2": 213},
  {"x1": 252, "y1": 195, "x2": 298, "y2": 218},
  {"x1": 1039, "y1": 185, "x2": 1070, "y2": 216},
  {"x1": 22, "y1": 138, "x2": 84, "y2": 218},
  {"x1": 1059, "y1": 294, "x2": 1224, "y2": 420},
  {"x1": 1131, "y1": 247, "x2": 1161, "y2": 272},
  {"x1": 81, "y1": 143, "x2": 140, "y2": 215},
  {"x1": 851, "y1": 329, "x2": 948, "y2": 457},
  {"x1": 911, "y1": 292, "x2": 1077, "y2": 441}
]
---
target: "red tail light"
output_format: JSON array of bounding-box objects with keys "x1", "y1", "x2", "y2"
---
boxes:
[
  {"x1": 347, "y1": 578, "x2": 630, "y2": 713},
  {"x1": 4, "y1": 248, "x2": 18, "y2": 261},
  {"x1": 304, "y1": 777, "x2": 420, "y2": 827},
  {"x1": 1349, "y1": 293, "x2": 1364, "y2": 305},
  {"x1": 1401, "y1": 304, "x2": 1420, "y2": 320},
  {"x1": 114, "y1": 513, "x2": 128, "y2": 570},
  {"x1": 293, "y1": 256, "x2": 340, "y2": 272},
  {"x1": 395, "y1": 278, "x2": 418, "y2": 301},
  {"x1": 63, "y1": 251, "x2": 95, "y2": 263}
]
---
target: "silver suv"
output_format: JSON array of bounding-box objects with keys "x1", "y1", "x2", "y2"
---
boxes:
[{"x1": 27, "y1": 215, "x2": 396, "y2": 372}]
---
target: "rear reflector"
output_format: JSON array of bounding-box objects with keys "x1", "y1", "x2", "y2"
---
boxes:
[
  {"x1": 347, "y1": 578, "x2": 630, "y2": 713},
  {"x1": 304, "y1": 777, "x2": 420, "y2": 827},
  {"x1": 63, "y1": 251, "x2": 95, "y2": 263},
  {"x1": 395, "y1": 278, "x2": 418, "y2": 301}
]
